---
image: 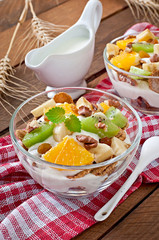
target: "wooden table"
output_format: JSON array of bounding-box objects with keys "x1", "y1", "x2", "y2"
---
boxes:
[{"x1": 0, "y1": 0, "x2": 158, "y2": 239}]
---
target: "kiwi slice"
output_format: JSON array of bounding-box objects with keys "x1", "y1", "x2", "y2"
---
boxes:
[
  {"x1": 81, "y1": 116, "x2": 120, "y2": 138},
  {"x1": 105, "y1": 107, "x2": 128, "y2": 129},
  {"x1": 129, "y1": 66, "x2": 151, "y2": 80},
  {"x1": 132, "y1": 43, "x2": 154, "y2": 53},
  {"x1": 22, "y1": 122, "x2": 55, "y2": 148}
]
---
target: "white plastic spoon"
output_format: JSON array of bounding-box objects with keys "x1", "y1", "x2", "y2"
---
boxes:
[{"x1": 94, "y1": 136, "x2": 159, "y2": 221}]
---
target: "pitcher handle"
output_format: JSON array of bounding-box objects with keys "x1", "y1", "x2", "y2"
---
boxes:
[{"x1": 77, "y1": 0, "x2": 103, "y2": 34}]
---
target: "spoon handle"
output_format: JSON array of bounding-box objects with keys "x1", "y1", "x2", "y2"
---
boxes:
[{"x1": 94, "y1": 165, "x2": 142, "y2": 221}]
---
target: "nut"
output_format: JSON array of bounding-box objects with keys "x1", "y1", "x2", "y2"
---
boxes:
[
  {"x1": 124, "y1": 35, "x2": 136, "y2": 40},
  {"x1": 26, "y1": 120, "x2": 40, "y2": 133},
  {"x1": 96, "y1": 122, "x2": 106, "y2": 129},
  {"x1": 125, "y1": 42, "x2": 133, "y2": 52},
  {"x1": 78, "y1": 106, "x2": 92, "y2": 117},
  {"x1": 150, "y1": 54, "x2": 159, "y2": 63},
  {"x1": 99, "y1": 137, "x2": 112, "y2": 146},
  {"x1": 53, "y1": 92, "x2": 73, "y2": 104},
  {"x1": 107, "y1": 99, "x2": 122, "y2": 109},
  {"x1": 118, "y1": 73, "x2": 137, "y2": 87},
  {"x1": 76, "y1": 135, "x2": 98, "y2": 150},
  {"x1": 148, "y1": 70, "x2": 159, "y2": 93},
  {"x1": 16, "y1": 129, "x2": 27, "y2": 140},
  {"x1": 38, "y1": 143, "x2": 52, "y2": 154},
  {"x1": 149, "y1": 38, "x2": 158, "y2": 44}
]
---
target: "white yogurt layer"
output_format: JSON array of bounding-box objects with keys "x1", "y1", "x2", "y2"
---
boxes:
[{"x1": 111, "y1": 70, "x2": 159, "y2": 108}]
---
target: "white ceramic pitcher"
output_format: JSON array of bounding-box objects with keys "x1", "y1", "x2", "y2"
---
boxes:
[{"x1": 25, "y1": 0, "x2": 102, "y2": 98}]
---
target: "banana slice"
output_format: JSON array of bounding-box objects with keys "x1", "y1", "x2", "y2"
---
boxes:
[
  {"x1": 154, "y1": 44, "x2": 159, "y2": 54},
  {"x1": 53, "y1": 122, "x2": 71, "y2": 142},
  {"x1": 136, "y1": 29, "x2": 156, "y2": 42},
  {"x1": 89, "y1": 143, "x2": 114, "y2": 163},
  {"x1": 142, "y1": 62, "x2": 159, "y2": 72},
  {"x1": 106, "y1": 43, "x2": 120, "y2": 58},
  {"x1": 111, "y1": 137, "x2": 128, "y2": 156},
  {"x1": 31, "y1": 99, "x2": 56, "y2": 118},
  {"x1": 76, "y1": 97, "x2": 93, "y2": 110}
]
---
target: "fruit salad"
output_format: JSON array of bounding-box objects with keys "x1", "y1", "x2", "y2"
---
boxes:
[
  {"x1": 16, "y1": 92, "x2": 131, "y2": 195},
  {"x1": 106, "y1": 29, "x2": 159, "y2": 109}
]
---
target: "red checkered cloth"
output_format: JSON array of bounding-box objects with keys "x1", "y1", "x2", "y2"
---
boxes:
[{"x1": 0, "y1": 23, "x2": 159, "y2": 240}]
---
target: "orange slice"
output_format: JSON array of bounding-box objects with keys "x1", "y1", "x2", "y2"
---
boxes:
[
  {"x1": 58, "y1": 103, "x2": 78, "y2": 116},
  {"x1": 43, "y1": 136, "x2": 94, "y2": 166},
  {"x1": 44, "y1": 103, "x2": 78, "y2": 116},
  {"x1": 116, "y1": 38, "x2": 136, "y2": 50},
  {"x1": 110, "y1": 51, "x2": 139, "y2": 71},
  {"x1": 100, "y1": 102, "x2": 110, "y2": 113}
]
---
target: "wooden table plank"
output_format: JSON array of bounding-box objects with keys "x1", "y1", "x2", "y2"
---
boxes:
[
  {"x1": 0, "y1": 0, "x2": 127, "y2": 66},
  {"x1": 0, "y1": 0, "x2": 68, "y2": 32},
  {"x1": 101, "y1": 187, "x2": 159, "y2": 240},
  {"x1": 73, "y1": 184, "x2": 158, "y2": 239},
  {"x1": 0, "y1": 7, "x2": 136, "y2": 133}
]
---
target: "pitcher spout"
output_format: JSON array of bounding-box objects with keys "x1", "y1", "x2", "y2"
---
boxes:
[{"x1": 25, "y1": 48, "x2": 43, "y2": 70}]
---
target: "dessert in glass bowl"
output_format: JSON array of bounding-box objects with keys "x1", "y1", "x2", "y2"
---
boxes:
[
  {"x1": 104, "y1": 29, "x2": 159, "y2": 114},
  {"x1": 10, "y1": 87, "x2": 142, "y2": 198}
]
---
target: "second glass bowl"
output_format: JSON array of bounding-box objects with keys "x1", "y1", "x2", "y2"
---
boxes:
[{"x1": 103, "y1": 31, "x2": 159, "y2": 115}]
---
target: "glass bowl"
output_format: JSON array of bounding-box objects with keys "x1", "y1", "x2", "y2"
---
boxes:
[
  {"x1": 10, "y1": 87, "x2": 142, "y2": 198},
  {"x1": 103, "y1": 31, "x2": 159, "y2": 115}
]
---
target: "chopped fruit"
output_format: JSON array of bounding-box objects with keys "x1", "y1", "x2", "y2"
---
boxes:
[
  {"x1": 81, "y1": 116, "x2": 120, "y2": 138},
  {"x1": 58, "y1": 103, "x2": 79, "y2": 116},
  {"x1": 43, "y1": 136, "x2": 94, "y2": 166},
  {"x1": 31, "y1": 99, "x2": 56, "y2": 118},
  {"x1": 106, "y1": 43, "x2": 120, "y2": 58},
  {"x1": 89, "y1": 143, "x2": 114, "y2": 163},
  {"x1": 142, "y1": 62, "x2": 159, "y2": 72},
  {"x1": 139, "y1": 50, "x2": 150, "y2": 58},
  {"x1": 22, "y1": 123, "x2": 55, "y2": 148},
  {"x1": 53, "y1": 92, "x2": 73, "y2": 104},
  {"x1": 116, "y1": 38, "x2": 135, "y2": 50},
  {"x1": 129, "y1": 66, "x2": 151, "y2": 79},
  {"x1": 154, "y1": 44, "x2": 159, "y2": 54},
  {"x1": 78, "y1": 106, "x2": 92, "y2": 117},
  {"x1": 76, "y1": 97, "x2": 93, "y2": 110},
  {"x1": 111, "y1": 137, "x2": 129, "y2": 156},
  {"x1": 110, "y1": 51, "x2": 140, "y2": 71},
  {"x1": 105, "y1": 107, "x2": 128, "y2": 128},
  {"x1": 53, "y1": 122, "x2": 71, "y2": 142},
  {"x1": 136, "y1": 29, "x2": 156, "y2": 42},
  {"x1": 132, "y1": 43, "x2": 154, "y2": 53},
  {"x1": 100, "y1": 102, "x2": 110, "y2": 113}
]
